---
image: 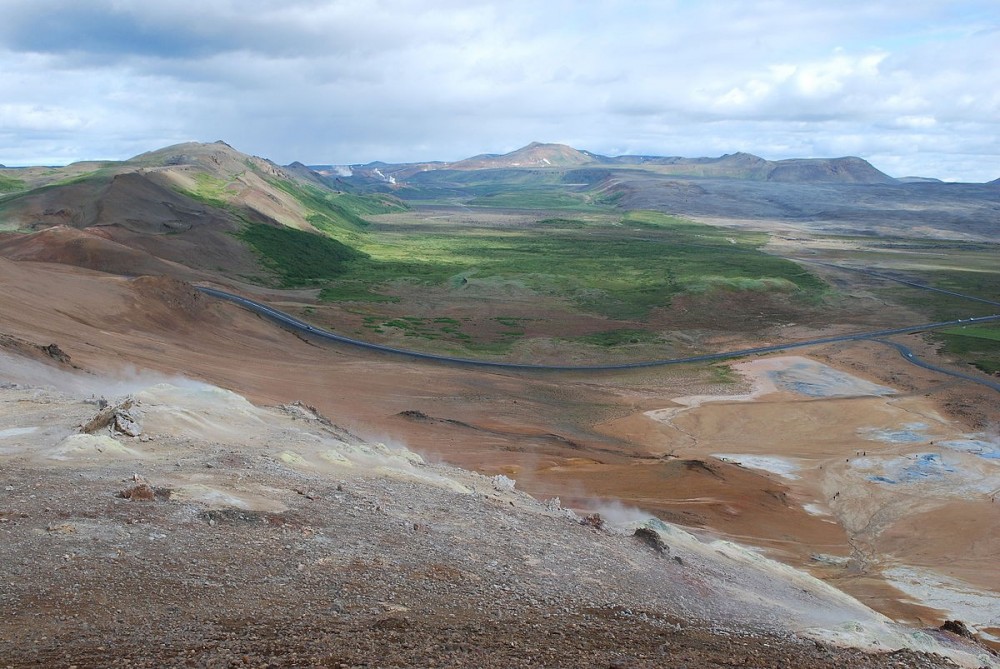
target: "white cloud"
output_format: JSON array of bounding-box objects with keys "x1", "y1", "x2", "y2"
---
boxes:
[
  {"x1": 0, "y1": 0, "x2": 997, "y2": 180},
  {"x1": 0, "y1": 104, "x2": 87, "y2": 131}
]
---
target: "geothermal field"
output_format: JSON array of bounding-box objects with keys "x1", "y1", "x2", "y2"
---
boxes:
[{"x1": 1, "y1": 140, "x2": 998, "y2": 667}]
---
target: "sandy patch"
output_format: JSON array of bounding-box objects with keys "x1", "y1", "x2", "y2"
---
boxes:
[
  {"x1": 746, "y1": 356, "x2": 895, "y2": 398},
  {"x1": 644, "y1": 356, "x2": 894, "y2": 427},
  {"x1": 638, "y1": 352, "x2": 1000, "y2": 632},
  {"x1": 713, "y1": 454, "x2": 802, "y2": 480},
  {"x1": 940, "y1": 437, "x2": 1000, "y2": 461},
  {"x1": 168, "y1": 483, "x2": 289, "y2": 513},
  {"x1": 0, "y1": 427, "x2": 38, "y2": 438},
  {"x1": 850, "y1": 452, "x2": 997, "y2": 495},
  {"x1": 803, "y1": 503, "x2": 833, "y2": 517},
  {"x1": 136, "y1": 382, "x2": 266, "y2": 439},
  {"x1": 274, "y1": 440, "x2": 470, "y2": 494},
  {"x1": 884, "y1": 567, "x2": 1000, "y2": 643},
  {"x1": 48, "y1": 434, "x2": 143, "y2": 461}
]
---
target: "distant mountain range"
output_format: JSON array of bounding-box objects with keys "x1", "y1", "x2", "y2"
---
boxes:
[
  {"x1": 314, "y1": 141, "x2": 974, "y2": 185},
  {"x1": 2, "y1": 140, "x2": 998, "y2": 284}
]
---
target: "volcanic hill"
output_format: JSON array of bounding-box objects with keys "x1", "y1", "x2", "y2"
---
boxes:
[{"x1": 0, "y1": 141, "x2": 404, "y2": 282}]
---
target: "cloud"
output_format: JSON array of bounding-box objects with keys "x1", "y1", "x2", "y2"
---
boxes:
[{"x1": 0, "y1": 0, "x2": 997, "y2": 180}]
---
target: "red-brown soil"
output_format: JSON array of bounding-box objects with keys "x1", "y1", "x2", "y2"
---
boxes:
[{"x1": 1, "y1": 257, "x2": 998, "y2": 654}]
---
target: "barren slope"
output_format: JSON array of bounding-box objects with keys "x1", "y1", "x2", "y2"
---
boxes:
[
  {"x1": 1, "y1": 350, "x2": 995, "y2": 668},
  {"x1": 1, "y1": 256, "x2": 998, "y2": 653}
]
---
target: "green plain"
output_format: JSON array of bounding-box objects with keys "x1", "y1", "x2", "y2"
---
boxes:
[{"x1": 311, "y1": 210, "x2": 826, "y2": 320}]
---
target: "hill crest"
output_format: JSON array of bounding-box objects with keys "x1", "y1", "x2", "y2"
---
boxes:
[
  {"x1": 0, "y1": 141, "x2": 405, "y2": 282},
  {"x1": 450, "y1": 142, "x2": 599, "y2": 170},
  {"x1": 342, "y1": 143, "x2": 896, "y2": 185}
]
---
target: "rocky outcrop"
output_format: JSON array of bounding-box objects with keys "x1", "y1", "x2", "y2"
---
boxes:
[
  {"x1": 633, "y1": 526, "x2": 670, "y2": 554},
  {"x1": 81, "y1": 397, "x2": 142, "y2": 437},
  {"x1": 0, "y1": 333, "x2": 79, "y2": 369}
]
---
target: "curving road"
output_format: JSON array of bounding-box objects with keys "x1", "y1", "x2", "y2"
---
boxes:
[
  {"x1": 196, "y1": 286, "x2": 1000, "y2": 376},
  {"x1": 804, "y1": 260, "x2": 1000, "y2": 307},
  {"x1": 874, "y1": 338, "x2": 1000, "y2": 393}
]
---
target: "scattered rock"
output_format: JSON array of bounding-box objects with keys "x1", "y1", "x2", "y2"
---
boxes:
[
  {"x1": 491, "y1": 474, "x2": 516, "y2": 492},
  {"x1": 113, "y1": 411, "x2": 141, "y2": 437},
  {"x1": 199, "y1": 508, "x2": 267, "y2": 524},
  {"x1": 763, "y1": 489, "x2": 789, "y2": 506},
  {"x1": 280, "y1": 402, "x2": 362, "y2": 442},
  {"x1": 633, "y1": 527, "x2": 670, "y2": 554},
  {"x1": 544, "y1": 497, "x2": 577, "y2": 520},
  {"x1": 42, "y1": 343, "x2": 71, "y2": 364},
  {"x1": 119, "y1": 484, "x2": 156, "y2": 501},
  {"x1": 373, "y1": 615, "x2": 412, "y2": 631},
  {"x1": 683, "y1": 459, "x2": 725, "y2": 479},
  {"x1": 940, "y1": 619, "x2": 974, "y2": 638},
  {"x1": 46, "y1": 522, "x2": 77, "y2": 534},
  {"x1": 81, "y1": 397, "x2": 143, "y2": 437},
  {"x1": 118, "y1": 483, "x2": 171, "y2": 501},
  {"x1": 0, "y1": 363, "x2": 988, "y2": 669},
  {"x1": 0, "y1": 333, "x2": 80, "y2": 369}
]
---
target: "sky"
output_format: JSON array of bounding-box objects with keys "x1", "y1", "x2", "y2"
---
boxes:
[{"x1": 1, "y1": 0, "x2": 998, "y2": 181}]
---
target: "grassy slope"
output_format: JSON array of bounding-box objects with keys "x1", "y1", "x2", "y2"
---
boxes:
[
  {"x1": 1, "y1": 158, "x2": 832, "y2": 358},
  {"x1": 888, "y1": 267, "x2": 1000, "y2": 373},
  {"x1": 934, "y1": 324, "x2": 1000, "y2": 375},
  {"x1": 262, "y1": 174, "x2": 380, "y2": 231},
  {"x1": 168, "y1": 167, "x2": 407, "y2": 287},
  {"x1": 320, "y1": 211, "x2": 826, "y2": 329},
  {"x1": 833, "y1": 242, "x2": 1000, "y2": 374},
  {"x1": 334, "y1": 169, "x2": 821, "y2": 328},
  {"x1": 238, "y1": 223, "x2": 366, "y2": 286},
  {"x1": 149, "y1": 171, "x2": 1000, "y2": 366},
  {"x1": 11, "y1": 154, "x2": 996, "y2": 367},
  {"x1": 0, "y1": 169, "x2": 122, "y2": 228},
  {"x1": 0, "y1": 174, "x2": 26, "y2": 194}
]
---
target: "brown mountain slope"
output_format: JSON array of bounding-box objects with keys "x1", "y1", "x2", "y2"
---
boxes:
[
  {"x1": 0, "y1": 170, "x2": 234, "y2": 235},
  {"x1": 0, "y1": 141, "x2": 386, "y2": 282},
  {"x1": 450, "y1": 141, "x2": 600, "y2": 169},
  {"x1": 0, "y1": 168, "x2": 264, "y2": 278},
  {"x1": 0, "y1": 226, "x2": 192, "y2": 278}
]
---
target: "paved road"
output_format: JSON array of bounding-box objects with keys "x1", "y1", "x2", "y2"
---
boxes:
[
  {"x1": 804, "y1": 260, "x2": 1000, "y2": 307},
  {"x1": 196, "y1": 286, "x2": 1000, "y2": 373},
  {"x1": 794, "y1": 259, "x2": 1000, "y2": 393},
  {"x1": 874, "y1": 338, "x2": 1000, "y2": 393}
]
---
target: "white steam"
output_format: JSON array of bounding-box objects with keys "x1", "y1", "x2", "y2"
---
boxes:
[
  {"x1": 0, "y1": 352, "x2": 212, "y2": 401},
  {"x1": 584, "y1": 497, "x2": 657, "y2": 527}
]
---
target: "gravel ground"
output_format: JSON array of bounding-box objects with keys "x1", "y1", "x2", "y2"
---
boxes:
[{"x1": 0, "y1": 376, "x2": 994, "y2": 669}]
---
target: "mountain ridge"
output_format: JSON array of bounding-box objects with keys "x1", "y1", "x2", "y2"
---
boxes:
[
  {"x1": 0, "y1": 141, "x2": 404, "y2": 283},
  {"x1": 337, "y1": 141, "x2": 898, "y2": 185}
]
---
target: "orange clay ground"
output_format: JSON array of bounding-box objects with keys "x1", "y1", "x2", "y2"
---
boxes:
[{"x1": 2, "y1": 255, "x2": 997, "y2": 645}]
